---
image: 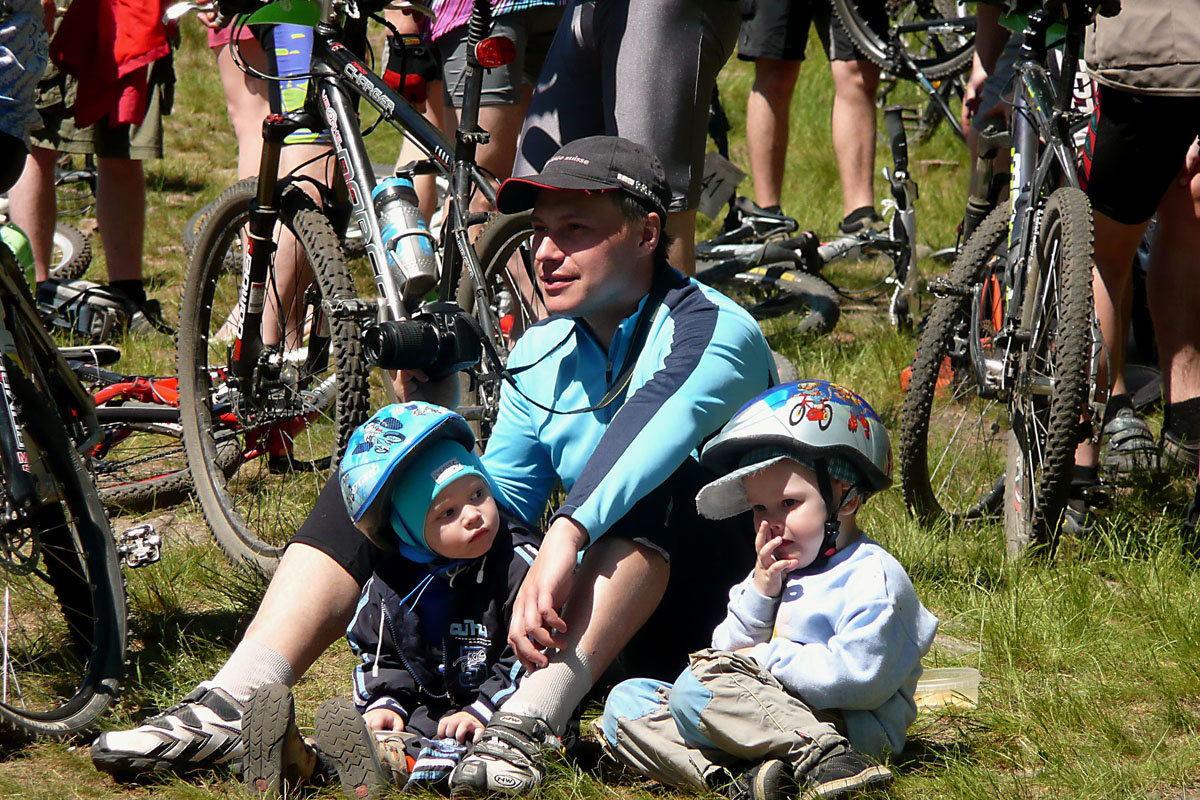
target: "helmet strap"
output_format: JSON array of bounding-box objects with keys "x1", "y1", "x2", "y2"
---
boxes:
[{"x1": 811, "y1": 459, "x2": 857, "y2": 571}]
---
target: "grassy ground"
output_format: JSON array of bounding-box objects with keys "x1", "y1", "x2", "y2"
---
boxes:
[{"x1": 4, "y1": 18, "x2": 1200, "y2": 800}]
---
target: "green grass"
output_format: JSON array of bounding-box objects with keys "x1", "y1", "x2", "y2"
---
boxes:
[{"x1": 3, "y1": 18, "x2": 1199, "y2": 800}]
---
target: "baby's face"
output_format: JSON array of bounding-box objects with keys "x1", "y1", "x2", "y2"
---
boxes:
[
  {"x1": 743, "y1": 460, "x2": 833, "y2": 570},
  {"x1": 423, "y1": 475, "x2": 499, "y2": 560}
]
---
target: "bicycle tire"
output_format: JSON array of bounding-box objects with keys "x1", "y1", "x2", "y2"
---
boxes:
[
  {"x1": 832, "y1": 0, "x2": 976, "y2": 79},
  {"x1": 49, "y1": 223, "x2": 92, "y2": 281},
  {"x1": 0, "y1": 364, "x2": 126, "y2": 739},
  {"x1": 1004, "y1": 187, "x2": 1093, "y2": 557},
  {"x1": 899, "y1": 203, "x2": 1009, "y2": 524},
  {"x1": 706, "y1": 264, "x2": 841, "y2": 338},
  {"x1": 457, "y1": 211, "x2": 542, "y2": 442},
  {"x1": 178, "y1": 179, "x2": 369, "y2": 573}
]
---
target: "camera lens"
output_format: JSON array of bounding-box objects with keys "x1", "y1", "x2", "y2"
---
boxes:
[{"x1": 363, "y1": 320, "x2": 440, "y2": 370}]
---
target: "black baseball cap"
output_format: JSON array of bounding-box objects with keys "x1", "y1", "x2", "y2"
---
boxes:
[{"x1": 495, "y1": 136, "x2": 672, "y2": 220}]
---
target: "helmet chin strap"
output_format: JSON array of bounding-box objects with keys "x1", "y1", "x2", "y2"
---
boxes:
[{"x1": 810, "y1": 459, "x2": 858, "y2": 571}]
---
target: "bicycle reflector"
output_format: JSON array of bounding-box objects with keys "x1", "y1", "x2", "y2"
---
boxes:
[{"x1": 475, "y1": 36, "x2": 517, "y2": 68}]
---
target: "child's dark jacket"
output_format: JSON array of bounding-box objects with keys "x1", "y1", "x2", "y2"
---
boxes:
[{"x1": 346, "y1": 518, "x2": 540, "y2": 725}]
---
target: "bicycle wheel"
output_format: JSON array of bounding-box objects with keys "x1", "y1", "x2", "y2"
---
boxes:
[
  {"x1": 49, "y1": 223, "x2": 92, "y2": 281},
  {"x1": 91, "y1": 403, "x2": 240, "y2": 512},
  {"x1": 1004, "y1": 187, "x2": 1093, "y2": 556},
  {"x1": 0, "y1": 364, "x2": 126, "y2": 739},
  {"x1": 178, "y1": 179, "x2": 369, "y2": 573},
  {"x1": 706, "y1": 264, "x2": 840, "y2": 338},
  {"x1": 832, "y1": 0, "x2": 976, "y2": 79},
  {"x1": 457, "y1": 212, "x2": 543, "y2": 441},
  {"x1": 91, "y1": 404, "x2": 191, "y2": 511},
  {"x1": 899, "y1": 203, "x2": 1008, "y2": 524}
]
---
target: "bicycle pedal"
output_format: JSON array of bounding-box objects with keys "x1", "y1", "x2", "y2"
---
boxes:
[
  {"x1": 322, "y1": 297, "x2": 377, "y2": 321},
  {"x1": 1079, "y1": 484, "x2": 1112, "y2": 511},
  {"x1": 116, "y1": 523, "x2": 162, "y2": 568},
  {"x1": 928, "y1": 278, "x2": 971, "y2": 298}
]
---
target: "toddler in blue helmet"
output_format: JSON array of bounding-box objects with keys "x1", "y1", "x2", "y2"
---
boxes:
[
  {"x1": 598, "y1": 381, "x2": 938, "y2": 800},
  {"x1": 240, "y1": 403, "x2": 540, "y2": 799}
]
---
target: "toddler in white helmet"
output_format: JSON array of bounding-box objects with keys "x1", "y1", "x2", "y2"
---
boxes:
[{"x1": 598, "y1": 380, "x2": 938, "y2": 800}]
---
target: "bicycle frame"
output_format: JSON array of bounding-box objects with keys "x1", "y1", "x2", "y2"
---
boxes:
[
  {"x1": 230, "y1": 0, "x2": 503, "y2": 394},
  {"x1": 969, "y1": 2, "x2": 1088, "y2": 397}
]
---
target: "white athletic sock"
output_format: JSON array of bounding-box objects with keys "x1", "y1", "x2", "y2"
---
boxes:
[
  {"x1": 500, "y1": 644, "x2": 592, "y2": 736},
  {"x1": 202, "y1": 639, "x2": 296, "y2": 707}
]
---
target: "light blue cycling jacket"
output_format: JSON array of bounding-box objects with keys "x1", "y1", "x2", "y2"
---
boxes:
[{"x1": 479, "y1": 268, "x2": 776, "y2": 541}]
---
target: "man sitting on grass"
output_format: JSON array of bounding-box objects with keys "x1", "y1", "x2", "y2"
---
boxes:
[{"x1": 91, "y1": 137, "x2": 777, "y2": 797}]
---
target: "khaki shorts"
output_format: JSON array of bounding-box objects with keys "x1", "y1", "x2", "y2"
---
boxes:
[{"x1": 30, "y1": 54, "x2": 174, "y2": 160}]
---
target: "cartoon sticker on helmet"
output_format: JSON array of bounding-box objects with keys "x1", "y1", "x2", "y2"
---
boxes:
[
  {"x1": 785, "y1": 381, "x2": 875, "y2": 438},
  {"x1": 789, "y1": 392, "x2": 834, "y2": 431},
  {"x1": 351, "y1": 416, "x2": 406, "y2": 456}
]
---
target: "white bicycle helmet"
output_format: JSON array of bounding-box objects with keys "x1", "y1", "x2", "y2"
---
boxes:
[{"x1": 696, "y1": 380, "x2": 892, "y2": 569}]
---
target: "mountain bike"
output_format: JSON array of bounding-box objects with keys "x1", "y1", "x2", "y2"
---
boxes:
[
  {"x1": 0, "y1": 243, "x2": 127, "y2": 739},
  {"x1": 696, "y1": 106, "x2": 919, "y2": 334},
  {"x1": 898, "y1": 0, "x2": 1104, "y2": 556},
  {"x1": 176, "y1": 0, "x2": 538, "y2": 573}
]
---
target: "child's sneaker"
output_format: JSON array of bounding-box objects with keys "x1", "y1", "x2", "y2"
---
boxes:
[
  {"x1": 242, "y1": 683, "x2": 319, "y2": 797},
  {"x1": 799, "y1": 746, "x2": 892, "y2": 799},
  {"x1": 727, "y1": 759, "x2": 795, "y2": 800},
  {"x1": 312, "y1": 698, "x2": 393, "y2": 799},
  {"x1": 448, "y1": 712, "x2": 560, "y2": 795}
]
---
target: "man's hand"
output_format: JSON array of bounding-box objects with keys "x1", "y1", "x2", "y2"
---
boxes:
[
  {"x1": 751, "y1": 520, "x2": 799, "y2": 598},
  {"x1": 364, "y1": 707, "x2": 406, "y2": 732},
  {"x1": 509, "y1": 517, "x2": 588, "y2": 670},
  {"x1": 390, "y1": 368, "x2": 461, "y2": 408},
  {"x1": 438, "y1": 710, "x2": 485, "y2": 743}
]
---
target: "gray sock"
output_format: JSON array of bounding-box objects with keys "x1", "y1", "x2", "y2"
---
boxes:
[
  {"x1": 500, "y1": 644, "x2": 592, "y2": 736},
  {"x1": 202, "y1": 639, "x2": 295, "y2": 707}
]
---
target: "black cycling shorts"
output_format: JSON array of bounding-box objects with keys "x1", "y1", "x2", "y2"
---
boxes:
[
  {"x1": 1081, "y1": 85, "x2": 1200, "y2": 226},
  {"x1": 737, "y1": 0, "x2": 886, "y2": 63},
  {"x1": 289, "y1": 458, "x2": 754, "y2": 682}
]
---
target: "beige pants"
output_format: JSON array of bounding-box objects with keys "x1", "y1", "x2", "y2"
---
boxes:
[{"x1": 599, "y1": 649, "x2": 847, "y2": 789}]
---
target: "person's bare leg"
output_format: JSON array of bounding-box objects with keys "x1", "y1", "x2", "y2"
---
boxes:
[
  {"x1": 95, "y1": 157, "x2": 145, "y2": 282},
  {"x1": 8, "y1": 146, "x2": 58, "y2": 281},
  {"x1": 237, "y1": 543, "x2": 363, "y2": 676},
  {"x1": 399, "y1": 88, "x2": 447, "y2": 221},
  {"x1": 745, "y1": 58, "x2": 801, "y2": 210},
  {"x1": 215, "y1": 40, "x2": 272, "y2": 181},
  {"x1": 499, "y1": 537, "x2": 669, "y2": 732},
  {"x1": 262, "y1": 143, "x2": 331, "y2": 347},
  {"x1": 1073, "y1": 210, "x2": 1148, "y2": 468},
  {"x1": 829, "y1": 58, "x2": 880, "y2": 218},
  {"x1": 1146, "y1": 147, "x2": 1200, "y2": 406},
  {"x1": 667, "y1": 209, "x2": 696, "y2": 275}
]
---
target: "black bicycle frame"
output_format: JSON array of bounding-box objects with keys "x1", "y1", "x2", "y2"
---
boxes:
[{"x1": 231, "y1": 0, "x2": 501, "y2": 387}]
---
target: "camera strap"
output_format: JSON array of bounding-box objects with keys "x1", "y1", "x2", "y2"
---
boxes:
[{"x1": 473, "y1": 269, "x2": 672, "y2": 416}]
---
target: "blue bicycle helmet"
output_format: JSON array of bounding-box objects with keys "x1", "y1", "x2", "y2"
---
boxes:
[
  {"x1": 340, "y1": 402, "x2": 479, "y2": 555},
  {"x1": 696, "y1": 380, "x2": 892, "y2": 569}
]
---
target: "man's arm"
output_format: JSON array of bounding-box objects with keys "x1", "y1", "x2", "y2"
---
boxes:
[{"x1": 556, "y1": 290, "x2": 772, "y2": 542}]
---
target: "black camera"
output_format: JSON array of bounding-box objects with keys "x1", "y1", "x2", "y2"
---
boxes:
[{"x1": 363, "y1": 302, "x2": 482, "y2": 380}]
